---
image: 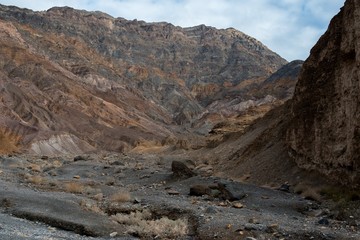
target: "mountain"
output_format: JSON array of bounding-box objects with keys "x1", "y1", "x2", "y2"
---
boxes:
[
  {"x1": 201, "y1": 0, "x2": 359, "y2": 188},
  {"x1": 0, "y1": 4, "x2": 288, "y2": 154}
]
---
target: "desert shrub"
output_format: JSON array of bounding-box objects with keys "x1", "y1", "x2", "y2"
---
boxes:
[
  {"x1": 109, "y1": 191, "x2": 131, "y2": 203},
  {"x1": 29, "y1": 163, "x2": 42, "y2": 172},
  {"x1": 27, "y1": 175, "x2": 45, "y2": 185},
  {"x1": 111, "y1": 209, "x2": 188, "y2": 239},
  {"x1": 294, "y1": 183, "x2": 322, "y2": 202},
  {"x1": 79, "y1": 199, "x2": 103, "y2": 214},
  {"x1": 64, "y1": 182, "x2": 84, "y2": 193}
]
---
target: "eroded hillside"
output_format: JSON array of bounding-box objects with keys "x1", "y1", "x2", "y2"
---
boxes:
[{"x1": 0, "y1": 4, "x2": 290, "y2": 154}]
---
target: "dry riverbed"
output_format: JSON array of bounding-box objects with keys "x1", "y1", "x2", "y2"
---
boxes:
[{"x1": 0, "y1": 153, "x2": 359, "y2": 239}]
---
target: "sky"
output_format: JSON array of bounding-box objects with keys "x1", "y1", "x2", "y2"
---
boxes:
[{"x1": 0, "y1": 0, "x2": 345, "y2": 61}]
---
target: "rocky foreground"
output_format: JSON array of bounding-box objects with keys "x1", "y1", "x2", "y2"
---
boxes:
[{"x1": 0, "y1": 153, "x2": 359, "y2": 240}]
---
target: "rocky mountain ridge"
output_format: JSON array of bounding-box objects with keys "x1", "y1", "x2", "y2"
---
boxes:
[{"x1": 0, "y1": 4, "x2": 290, "y2": 154}]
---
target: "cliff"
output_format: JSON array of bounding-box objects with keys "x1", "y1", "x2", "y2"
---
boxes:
[{"x1": 286, "y1": 0, "x2": 360, "y2": 186}]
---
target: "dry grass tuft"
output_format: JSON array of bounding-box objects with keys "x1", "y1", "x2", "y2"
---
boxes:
[
  {"x1": 27, "y1": 175, "x2": 45, "y2": 185},
  {"x1": 29, "y1": 163, "x2": 42, "y2": 172},
  {"x1": 64, "y1": 182, "x2": 84, "y2": 194},
  {"x1": 52, "y1": 160, "x2": 62, "y2": 168},
  {"x1": 0, "y1": 131, "x2": 19, "y2": 154},
  {"x1": 79, "y1": 199, "x2": 103, "y2": 214},
  {"x1": 109, "y1": 191, "x2": 131, "y2": 203},
  {"x1": 111, "y1": 209, "x2": 188, "y2": 238},
  {"x1": 294, "y1": 183, "x2": 322, "y2": 202}
]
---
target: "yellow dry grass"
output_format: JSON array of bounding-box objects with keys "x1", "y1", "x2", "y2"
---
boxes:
[
  {"x1": 64, "y1": 182, "x2": 84, "y2": 194},
  {"x1": 111, "y1": 209, "x2": 188, "y2": 239},
  {"x1": 294, "y1": 183, "x2": 322, "y2": 202},
  {"x1": 27, "y1": 175, "x2": 45, "y2": 185},
  {"x1": 109, "y1": 191, "x2": 131, "y2": 203},
  {"x1": 0, "y1": 131, "x2": 19, "y2": 154}
]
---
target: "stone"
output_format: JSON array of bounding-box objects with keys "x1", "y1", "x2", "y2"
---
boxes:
[
  {"x1": 266, "y1": 223, "x2": 279, "y2": 233},
  {"x1": 278, "y1": 183, "x2": 290, "y2": 193},
  {"x1": 110, "y1": 161, "x2": 124, "y2": 166},
  {"x1": 205, "y1": 206, "x2": 218, "y2": 214},
  {"x1": 167, "y1": 189, "x2": 180, "y2": 195},
  {"x1": 189, "y1": 184, "x2": 211, "y2": 196},
  {"x1": 318, "y1": 218, "x2": 330, "y2": 225},
  {"x1": 217, "y1": 182, "x2": 246, "y2": 201},
  {"x1": 232, "y1": 202, "x2": 244, "y2": 209},
  {"x1": 73, "y1": 156, "x2": 86, "y2": 162},
  {"x1": 171, "y1": 160, "x2": 196, "y2": 179}
]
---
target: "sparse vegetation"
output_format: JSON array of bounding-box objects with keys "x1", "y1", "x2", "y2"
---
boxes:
[
  {"x1": 111, "y1": 209, "x2": 189, "y2": 239},
  {"x1": 29, "y1": 163, "x2": 42, "y2": 172},
  {"x1": 27, "y1": 175, "x2": 45, "y2": 185},
  {"x1": 64, "y1": 182, "x2": 84, "y2": 194},
  {"x1": 294, "y1": 183, "x2": 322, "y2": 202},
  {"x1": 79, "y1": 199, "x2": 103, "y2": 214},
  {"x1": 109, "y1": 191, "x2": 132, "y2": 203},
  {"x1": 320, "y1": 187, "x2": 360, "y2": 202}
]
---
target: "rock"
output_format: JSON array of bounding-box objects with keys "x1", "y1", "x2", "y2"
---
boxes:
[
  {"x1": 167, "y1": 189, "x2": 180, "y2": 195},
  {"x1": 266, "y1": 223, "x2": 279, "y2": 233},
  {"x1": 73, "y1": 156, "x2": 86, "y2": 162},
  {"x1": 244, "y1": 223, "x2": 266, "y2": 231},
  {"x1": 245, "y1": 237, "x2": 258, "y2": 240},
  {"x1": 217, "y1": 182, "x2": 246, "y2": 201},
  {"x1": 0, "y1": 182, "x2": 120, "y2": 237},
  {"x1": 205, "y1": 206, "x2": 217, "y2": 214},
  {"x1": 171, "y1": 161, "x2": 196, "y2": 179},
  {"x1": 318, "y1": 218, "x2": 330, "y2": 225},
  {"x1": 40, "y1": 156, "x2": 49, "y2": 160},
  {"x1": 232, "y1": 202, "x2": 244, "y2": 209},
  {"x1": 189, "y1": 185, "x2": 212, "y2": 196},
  {"x1": 110, "y1": 161, "x2": 124, "y2": 166},
  {"x1": 248, "y1": 218, "x2": 260, "y2": 224},
  {"x1": 278, "y1": 183, "x2": 290, "y2": 193},
  {"x1": 93, "y1": 193, "x2": 103, "y2": 201},
  {"x1": 286, "y1": 0, "x2": 360, "y2": 187}
]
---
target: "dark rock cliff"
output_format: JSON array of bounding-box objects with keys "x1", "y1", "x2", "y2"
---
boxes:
[{"x1": 287, "y1": 0, "x2": 360, "y2": 186}]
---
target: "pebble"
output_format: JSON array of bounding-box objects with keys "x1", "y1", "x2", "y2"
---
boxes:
[
  {"x1": 109, "y1": 232, "x2": 118, "y2": 237},
  {"x1": 232, "y1": 202, "x2": 244, "y2": 209},
  {"x1": 205, "y1": 206, "x2": 217, "y2": 214},
  {"x1": 318, "y1": 218, "x2": 330, "y2": 225},
  {"x1": 167, "y1": 189, "x2": 180, "y2": 195}
]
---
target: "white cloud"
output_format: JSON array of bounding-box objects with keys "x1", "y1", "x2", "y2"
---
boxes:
[{"x1": 0, "y1": 0, "x2": 345, "y2": 60}]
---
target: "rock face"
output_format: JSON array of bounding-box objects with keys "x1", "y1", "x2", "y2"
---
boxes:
[
  {"x1": 0, "y1": 4, "x2": 288, "y2": 154},
  {"x1": 287, "y1": 0, "x2": 360, "y2": 186}
]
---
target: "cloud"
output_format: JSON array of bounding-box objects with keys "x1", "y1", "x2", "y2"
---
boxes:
[{"x1": 0, "y1": 0, "x2": 345, "y2": 60}]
